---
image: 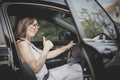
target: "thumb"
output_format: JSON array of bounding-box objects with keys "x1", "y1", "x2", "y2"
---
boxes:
[{"x1": 43, "y1": 36, "x2": 46, "y2": 44}]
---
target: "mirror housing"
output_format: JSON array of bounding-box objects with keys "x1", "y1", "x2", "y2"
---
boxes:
[{"x1": 58, "y1": 30, "x2": 77, "y2": 42}]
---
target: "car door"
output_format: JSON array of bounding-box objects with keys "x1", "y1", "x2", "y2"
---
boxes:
[
  {"x1": 0, "y1": 4, "x2": 23, "y2": 79},
  {"x1": 65, "y1": 0, "x2": 120, "y2": 80},
  {"x1": 5, "y1": 1, "x2": 83, "y2": 80}
]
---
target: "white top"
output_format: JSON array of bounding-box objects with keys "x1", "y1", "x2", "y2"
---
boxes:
[
  {"x1": 17, "y1": 39, "x2": 48, "y2": 80},
  {"x1": 30, "y1": 45, "x2": 48, "y2": 80}
]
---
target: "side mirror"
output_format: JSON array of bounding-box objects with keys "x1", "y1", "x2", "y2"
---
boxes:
[{"x1": 58, "y1": 30, "x2": 77, "y2": 42}]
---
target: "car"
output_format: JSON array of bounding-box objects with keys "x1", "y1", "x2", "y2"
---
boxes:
[{"x1": 0, "y1": 0, "x2": 120, "y2": 80}]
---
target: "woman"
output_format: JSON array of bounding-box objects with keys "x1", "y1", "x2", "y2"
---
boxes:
[{"x1": 14, "y1": 17, "x2": 83, "y2": 80}]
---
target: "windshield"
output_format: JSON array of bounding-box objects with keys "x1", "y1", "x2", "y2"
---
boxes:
[{"x1": 66, "y1": 0, "x2": 117, "y2": 40}]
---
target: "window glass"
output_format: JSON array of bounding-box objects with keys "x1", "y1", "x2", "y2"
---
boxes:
[
  {"x1": 0, "y1": 20, "x2": 6, "y2": 45},
  {"x1": 31, "y1": 19, "x2": 74, "y2": 42},
  {"x1": 56, "y1": 13, "x2": 75, "y2": 26},
  {"x1": 68, "y1": 0, "x2": 117, "y2": 39},
  {"x1": 7, "y1": 4, "x2": 77, "y2": 42}
]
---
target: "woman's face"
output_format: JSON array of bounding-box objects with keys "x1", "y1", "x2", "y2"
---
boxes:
[{"x1": 26, "y1": 19, "x2": 39, "y2": 38}]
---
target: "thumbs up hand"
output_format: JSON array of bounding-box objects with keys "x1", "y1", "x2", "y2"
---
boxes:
[{"x1": 43, "y1": 36, "x2": 54, "y2": 51}]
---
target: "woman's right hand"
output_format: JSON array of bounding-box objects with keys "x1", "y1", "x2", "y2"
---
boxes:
[{"x1": 43, "y1": 36, "x2": 54, "y2": 51}]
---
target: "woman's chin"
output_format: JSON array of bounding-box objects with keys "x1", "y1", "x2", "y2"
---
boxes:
[{"x1": 29, "y1": 34, "x2": 36, "y2": 37}]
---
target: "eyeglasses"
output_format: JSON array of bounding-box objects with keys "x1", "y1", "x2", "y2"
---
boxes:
[{"x1": 29, "y1": 24, "x2": 40, "y2": 29}]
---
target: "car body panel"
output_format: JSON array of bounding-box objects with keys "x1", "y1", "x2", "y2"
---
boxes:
[{"x1": 0, "y1": 0, "x2": 120, "y2": 80}]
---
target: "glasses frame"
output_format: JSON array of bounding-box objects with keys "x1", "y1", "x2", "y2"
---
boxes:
[{"x1": 29, "y1": 24, "x2": 40, "y2": 29}]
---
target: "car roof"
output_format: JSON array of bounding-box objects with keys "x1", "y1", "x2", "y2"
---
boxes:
[
  {"x1": 3, "y1": 0, "x2": 66, "y2": 5},
  {"x1": 41, "y1": 0, "x2": 65, "y2": 5},
  {"x1": 2, "y1": 0, "x2": 67, "y2": 9}
]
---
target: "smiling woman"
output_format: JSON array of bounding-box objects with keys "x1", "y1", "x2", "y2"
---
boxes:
[
  {"x1": 14, "y1": 17, "x2": 39, "y2": 39},
  {"x1": 14, "y1": 17, "x2": 83, "y2": 80}
]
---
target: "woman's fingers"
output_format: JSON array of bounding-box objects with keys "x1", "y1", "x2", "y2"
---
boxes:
[{"x1": 43, "y1": 36, "x2": 54, "y2": 51}]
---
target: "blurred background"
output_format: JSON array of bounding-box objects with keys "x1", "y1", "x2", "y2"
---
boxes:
[{"x1": 97, "y1": 0, "x2": 120, "y2": 23}]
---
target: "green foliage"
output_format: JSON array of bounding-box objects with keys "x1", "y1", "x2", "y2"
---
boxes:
[
  {"x1": 80, "y1": 8, "x2": 103, "y2": 38},
  {"x1": 32, "y1": 19, "x2": 58, "y2": 41}
]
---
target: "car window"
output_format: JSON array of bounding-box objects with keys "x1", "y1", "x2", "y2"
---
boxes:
[
  {"x1": 7, "y1": 4, "x2": 77, "y2": 43},
  {"x1": 66, "y1": 0, "x2": 117, "y2": 40},
  {"x1": 0, "y1": 20, "x2": 6, "y2": 46},
  {"x1": 56, "y1": 13, "x2": 75, "y2": 26},
  {"x1": 31, "y1": 19, "x2": 76, "y2": 42},
  {"x1": 31, "y1": 19, "x2": 59, "y2": 41}
]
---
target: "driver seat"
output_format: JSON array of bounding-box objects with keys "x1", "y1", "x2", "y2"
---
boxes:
[
  {"x1": 15, "y1": 38, "x2": 37, "y2": 80},
  {"x1": 20, "y1": 55, "x2": 37, "y2": 80}
]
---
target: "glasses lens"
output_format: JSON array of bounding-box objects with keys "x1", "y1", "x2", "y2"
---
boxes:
[
  {"x1": 29, "y1": 25, "x2": 40, "y2": 29},
  {"x1": 37, "y1": 26, "x2": 40, "y2": 29}
]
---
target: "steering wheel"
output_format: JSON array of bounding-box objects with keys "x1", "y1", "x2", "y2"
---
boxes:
[
  {"x1": 67, "y1": 43, "x2": 96, "y2": 80},
  {"x1": 66, "y1": 43, "x2": 83, "y2": 64}
]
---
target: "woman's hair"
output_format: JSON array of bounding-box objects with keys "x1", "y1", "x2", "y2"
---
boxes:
[{"x1": 14, "y1": 17, "x2": 38, "y2": 39}]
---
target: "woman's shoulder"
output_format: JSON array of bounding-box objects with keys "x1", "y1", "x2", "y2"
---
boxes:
[{"x1": 17, "y1": 40, "x2": 29, "y2": 47}]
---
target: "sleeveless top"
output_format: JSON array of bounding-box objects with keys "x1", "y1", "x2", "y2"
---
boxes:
[{"x1": 17, "y1": 39, "x2": 48, "y2": 80}]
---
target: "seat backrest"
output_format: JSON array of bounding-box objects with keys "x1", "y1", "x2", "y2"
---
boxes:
[{"x1": 20, "y1": 57, "x2": 37, "y2": 80}]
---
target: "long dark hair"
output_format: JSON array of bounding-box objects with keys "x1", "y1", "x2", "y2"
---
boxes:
[{"x1": 14, "y1": 17, "x2": 38, "y2": 39}]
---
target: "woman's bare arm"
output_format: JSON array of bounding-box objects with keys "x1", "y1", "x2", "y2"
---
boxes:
[
  {"x1": 18, "y1": 41, "x2": 49, "y2": 73},
  {"x1": 46, "y1": 41, "x2": 75, "y2": 59}
]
